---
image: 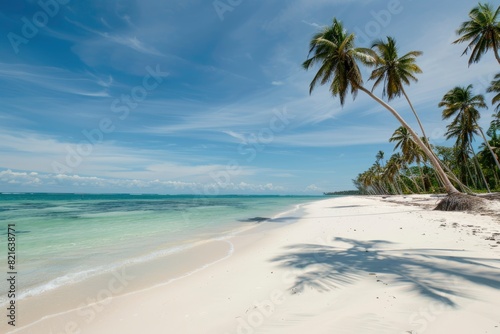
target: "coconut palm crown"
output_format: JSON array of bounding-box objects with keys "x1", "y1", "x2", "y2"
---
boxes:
[
  {"x1": 303, "y1": 18, "x2": 460, "y2": 195},
  {"x1": 302, "y1": 18, "x2": 376, "y2": 106},
  {"x1": 453, "y1": 2, "x2": 500, "y2": 65},
  {"x1": 369, "y1": 36, "x2": 423, "y2": 100},
  {"x1": 439, "y1": 85, "x2": 500, "y2": 171},
  {"x1": 439, "y1": 85, "x2": 486, "y2": 122},
  {"x1": 370, "y1": 36, "x2": 429, "y2": 141}
]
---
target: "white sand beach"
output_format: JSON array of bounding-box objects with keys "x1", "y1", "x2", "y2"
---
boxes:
[{"x1": 8, "y1": 195, "x2": 500, "y2": 334}]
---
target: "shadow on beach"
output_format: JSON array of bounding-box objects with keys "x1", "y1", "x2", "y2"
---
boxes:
[
  {"x1": 270, "y1": 237, "x2": 500, "y2": 306},
  {"x1": 238, "y1": 216, "x2": 303, "y2": 224}
]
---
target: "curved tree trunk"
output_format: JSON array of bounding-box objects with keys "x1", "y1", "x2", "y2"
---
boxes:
[
  {"x1": 409, "y1": 171, "x2": 423, "y2": 193},
  {"x1": 400, "y1": 87, "x2": 471, "y2": 192},
  {"x1": 476, "y1": 125, "x2": 500, "y2": 171},
  {"x1": 394, "y1": 176, "x2": 403, "y2": 194},
  {"x1": 493, "y1": 168, "x2": 500, "y2": 188},
  {"x1": 358, "y1": 86, "x2": 460, "y2": 195},
  {"x1": 398, "y1": 175, "x2": 413, "y2": 194},
  {"x1": 466, "y1": 158, "x2": 478, "y2": 189},
  {"x1": 416, "y1": 162, "x2": 426, "y2": 192},
  {"x1": 401, "y1": 88, "x2": 429, "y2": 142},
  {"x1": 438, "y1": 160, "x2": 471, "y2": 193},
  {"x1": 470, "y1": 144, "x2": 491, "y2": 193}
]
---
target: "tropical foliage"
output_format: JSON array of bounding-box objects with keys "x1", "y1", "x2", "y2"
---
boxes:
[
  {"x1": 303, "y1": 18, "x2": 460, "y2": 194},
  {"x1": 303, "y1": 3, "x2": 500, "y2": 196},
  {"x1": 453, "y1": 2, "x2": 500, "y2": 65}
]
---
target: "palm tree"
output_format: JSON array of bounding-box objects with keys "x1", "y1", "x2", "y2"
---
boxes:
[
  {"x1": 493, "y1": 110, "x2": 500, "y2": 129},
  {"x1": 487, "y1": 72, "x2": 500, "y2": 111},
  {"x1": 478, "y1": 124, "x2": 500, "y2": 187},
  {"x1": 453, "y1": 2, "x2": 500, "y2": 65},
  {"x1": 390, "y1": 126, "x2": 427, "y2": 191},
  {"x1": 302, "y1": 18, "x2": 375, "y2": 105},
  {"x1": 369, "y1": 37, "x2": 469, "y2": 190},
  {"x1": 376, "y1": 150, "x2": 385, "y2": 167},
  {"x1": 444, "y1": 114, "x2": 488, "y2": 189},
  {"x1": 383, "y1": 153, "x2": 415, "y2": 194},
  {"x1": 383, "y1": 154, "x2": 401, "y2": 194},
  {"x1": 303, "y1": 18, "x2": 460, "y2": 194},
  {"x1": 439, "y1": 85, "x2": 500, "y2": 171},
  {"x1": 389, "y1": 127, "x2": 423, "y2": 165},
  {"x1": 357, "y1": 165, "x2": 386, "y2": 195},
  {"x1": 370, "y1": 37, "x2": 429, "y2": 141}
]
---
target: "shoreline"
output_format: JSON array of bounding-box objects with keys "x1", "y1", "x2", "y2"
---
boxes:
[
  {"x1": 5, "y1": 195, "x2": 500, "y2": 333},
  {"x1": 3, "y1": 198, "x2": 309, "y2": 333},
  {"x1": 0, "y1": 194, "x2": 318, "y2": 306}
]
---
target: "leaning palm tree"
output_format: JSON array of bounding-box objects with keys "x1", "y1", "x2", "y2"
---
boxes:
[
  {"x1": 389, "y1": 127, "x2": 423, "y2": 164},
  {"x1": 444, "y1": 113, "x2": 486, "y2": 189},
  {"x1": 370, "y1": 37, "x2": 429, "y2": 141},
  {"x1": 439, "y1": 85, "x2": 500, "y2": 171},
  {"x1": 383, "y1": 153, "x2": 415, "y2": 194},
  {"x1": 390, "y1": 126, "x2": 427, "y2": 192},
  {"x1": 303, "y1": 18, "x2": 460, "y2": 195},
  {"x1": 453, "y1": 2, "x2": 500, "y2": 65},
  {"x1": 478, "y1": 125, "x2": 500, "y2": 186},
  {"x1": 369, "y1": 37, "x2": 470, "y2": 190}
]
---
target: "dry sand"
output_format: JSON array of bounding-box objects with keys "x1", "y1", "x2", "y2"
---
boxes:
[{"x1": 7, "y1": 195, "x2": 500, "y2": 334}]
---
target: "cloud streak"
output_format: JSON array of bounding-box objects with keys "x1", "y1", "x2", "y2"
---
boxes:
[
  {"x1": 0, "y1": 169, "x2": 285, "y2": 194},
  {"x1": 0, "y1": 0, "x2": 497, "y2": 194}
]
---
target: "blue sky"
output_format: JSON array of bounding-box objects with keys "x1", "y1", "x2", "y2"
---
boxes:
[{"x1": 0, "y1": 0, "x2": 497, "y2": 194}]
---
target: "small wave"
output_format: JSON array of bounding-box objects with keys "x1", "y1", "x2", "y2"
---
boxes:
[{"x1": 0, "y1": 241, "x2": 207, "y2": 306}]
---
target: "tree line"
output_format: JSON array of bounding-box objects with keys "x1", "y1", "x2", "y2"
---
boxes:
[{"x1": 303, "y1": 2, "x2": 500, "y2": 198}]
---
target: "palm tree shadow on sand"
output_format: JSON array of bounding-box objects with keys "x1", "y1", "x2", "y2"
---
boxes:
[{"x1": 270, "y1": 237, "x2": 500, "y2": 306}]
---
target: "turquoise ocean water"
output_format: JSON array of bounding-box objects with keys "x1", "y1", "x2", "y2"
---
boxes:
[{"x1": 0, "y1": 193, "x2": 320, "y2": 305}]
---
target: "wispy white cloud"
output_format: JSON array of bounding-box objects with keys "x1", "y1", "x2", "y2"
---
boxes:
[
  {"x1": 301, "y1": 20, "x2": 323, "y2": 29},
  {"x1": 0, "y1": 169, "x2": 286, "y2": 194},
  {"x1": 0, "y1": 63, "x2": 111, "y2": 97},
  {"x1": 1, "y1": 0, "x2": 496, "y2": 194},
  {"x1": 102, "y1": 34, "x2": 164, "y2": 56},
  {"x1": 222, "y1": 130, "x2": 247, "y2": 143},
  {"x1": 0, "y1": 128, "x2": 280, "y2": 187},
  {"x1": 305, "y1": 184, "x2": 321, "y2": 192},
  {"x1": 273, "y1": 125, "x2": 396, "y2": 147},
  {"x1": 65, "y1": 17, "x2": 163, "y2": 56}
]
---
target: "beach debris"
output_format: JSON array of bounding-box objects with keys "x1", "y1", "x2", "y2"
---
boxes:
[{"x1": 434, "y1": 193, "x2": 485, "y2": 211}]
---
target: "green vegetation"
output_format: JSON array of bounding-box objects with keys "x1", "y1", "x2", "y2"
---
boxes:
[
  {"x1": 323, "y1": 190, "x2": 361, "y2": 196},
  {"x1": 303, "y1": 2, "x2": 500, "y2": 204}
]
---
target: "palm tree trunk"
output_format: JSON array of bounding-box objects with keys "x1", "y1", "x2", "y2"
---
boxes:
[
  {"x1": 358, "y1": 86, "x2": 460, "y2": 194},
  {"x1": 476, "y1": 125, "x2": 500, "y2": 171},
  {"x1": 401, "y1": 88, "x2": 429, "y2": 142},
  {"x1": 470, "y1": 145, "x2": 491, "y2": 193},
  {"x1": 394, "y1": 176, "x2": 403, "y2": 194},
  {"x1": 398, "y1": 175, "x2": 411, "y2": 194},
  {"x1": 467, "y1": 164, "x2": 477, "y2": 189},
  {"x1": 417, "y1": 162, "x2": 426, "y2": 193},
  {"x1": 438, "y1": 160, "x2": 471, "y2": 193},
  {"x1": 409, "y1": 171, "x2": 423, "y2": 193},
  {"x1": 400, "y1": 87, "x2": 472, "y2": 192}
]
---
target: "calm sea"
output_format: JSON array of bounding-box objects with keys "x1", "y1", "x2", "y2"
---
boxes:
[{"x1": 0, "y1": 193, "x2": 320, "y2": 304}]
